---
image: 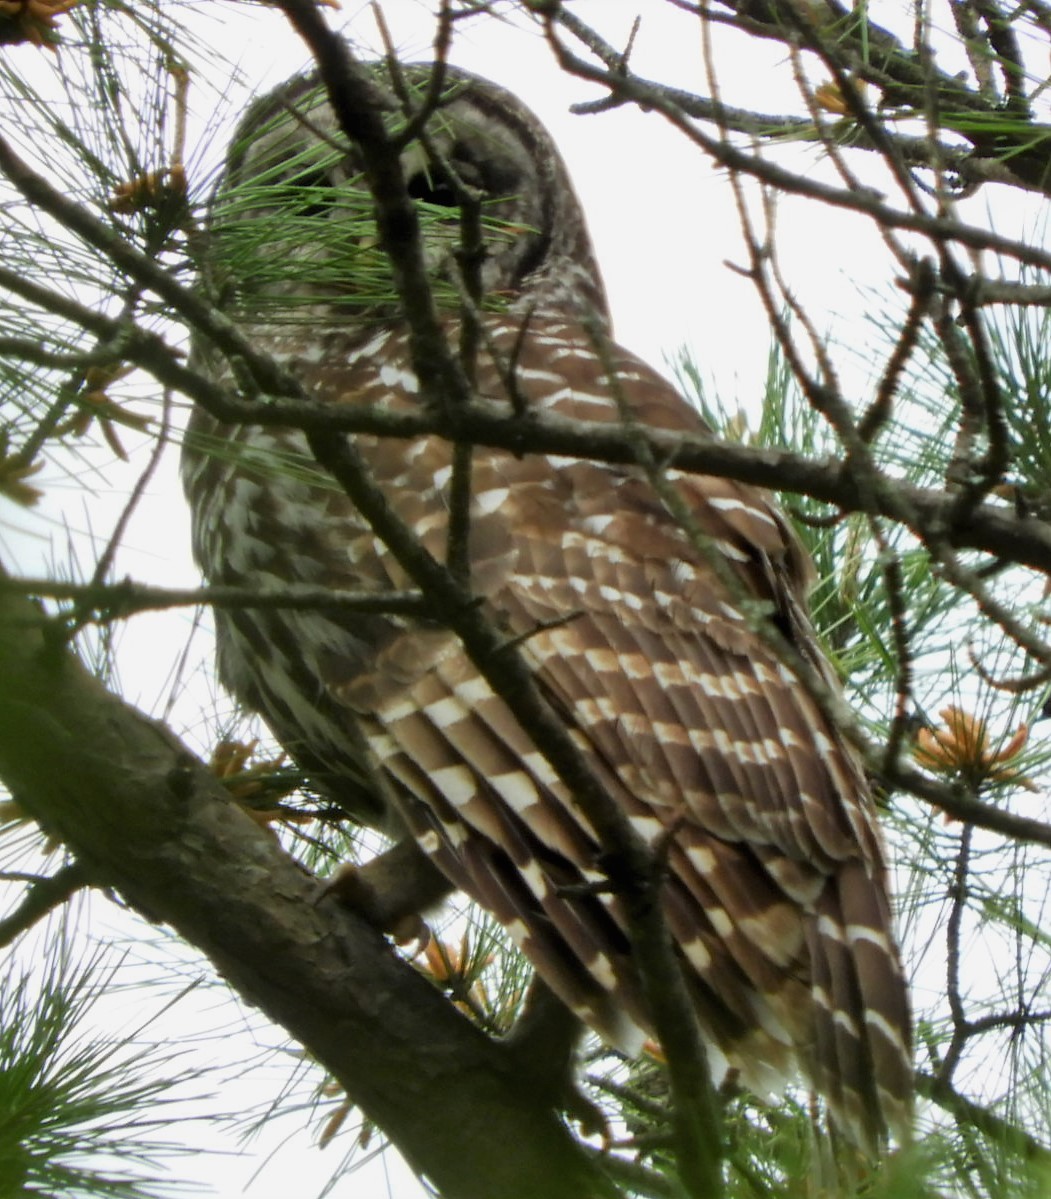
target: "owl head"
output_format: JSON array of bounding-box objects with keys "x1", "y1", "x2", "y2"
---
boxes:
[{"x1": 205, "y1": 63, "x2": 609, "y2": 330}]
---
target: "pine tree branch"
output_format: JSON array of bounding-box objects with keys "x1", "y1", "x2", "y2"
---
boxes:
[
  {"x1": 917, "y1": 1070, "x2": 1051, "y2": 1166},
  {"x1": 0, "y1": 576, "x2": 427, "y2": 622},
  {"x1": 0, "y1": 861, "x2": 88, "y2": 949},
  {"x1": 578, "y1": 1, "x2": 1051, "y2": 195},
  {"x1": 543, "y1": 12, "x2": 1051, "y2": 242},
  {"x1": 0, "y1": 586, "x2": 621, "y2": 1199}
]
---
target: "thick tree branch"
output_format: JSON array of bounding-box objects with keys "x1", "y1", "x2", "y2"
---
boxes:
[
  {"x1": 182, "y1": 385, "x2": 1051, "y2": 577},
  {"x1": 0, "y1": 588, "x2": 620, "y2": 1199}
]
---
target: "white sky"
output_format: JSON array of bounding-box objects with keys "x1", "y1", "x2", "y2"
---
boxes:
[{"x1": 3, "y1": 0, "x2": 1048, "y2": 1195}]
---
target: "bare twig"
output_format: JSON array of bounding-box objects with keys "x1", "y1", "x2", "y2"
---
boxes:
[
  {"x1": 0, "y1": 862, "x2": 89, "y2": 949},
  {"x1": 0, "y1": 576, "x2": 428, "y2": 621}
]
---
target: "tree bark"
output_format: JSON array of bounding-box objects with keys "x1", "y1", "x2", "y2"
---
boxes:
[{"x1": 0, "y1": 589, "x2": 619, "y2": 1199}]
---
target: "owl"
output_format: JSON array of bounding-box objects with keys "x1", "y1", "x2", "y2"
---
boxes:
[{"x1": 182, "y1": 60, "x2": 912, "y2": 1153}]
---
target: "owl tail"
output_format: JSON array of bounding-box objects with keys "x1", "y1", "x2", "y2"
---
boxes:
[{"x1": 808, "y1": 859, "x2": 913, "y2": 1153}]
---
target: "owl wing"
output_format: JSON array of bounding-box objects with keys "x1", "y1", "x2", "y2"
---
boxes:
[{"x1": 305, "y1": 318, "x2": 912, "y2": 1149}]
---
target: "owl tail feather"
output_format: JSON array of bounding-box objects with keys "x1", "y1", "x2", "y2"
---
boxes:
[{"x1": 808, "y1": 860, "x2": 913, "y2": 1153}]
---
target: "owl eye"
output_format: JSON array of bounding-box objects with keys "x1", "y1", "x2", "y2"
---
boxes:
[{"x1": 407, "y1": 167, "x2": 459, "y2": 208}]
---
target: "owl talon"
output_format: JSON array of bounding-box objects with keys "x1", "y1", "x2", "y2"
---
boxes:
[
  {"x1": 318, "y1": 838, "x2": 451, "y2": 942},
  {"x1": 318, "y1": 865, "x2": 431, "y2": 947}
]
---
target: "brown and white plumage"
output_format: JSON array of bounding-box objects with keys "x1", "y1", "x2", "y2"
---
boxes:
[{"x1": 183, "y1": 63, "x2": 911, "y2": 1150}]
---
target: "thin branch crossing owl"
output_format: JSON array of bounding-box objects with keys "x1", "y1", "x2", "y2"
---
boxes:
[{"x1": 182, "y1": 60, "x2": 912, "y2": 1151}]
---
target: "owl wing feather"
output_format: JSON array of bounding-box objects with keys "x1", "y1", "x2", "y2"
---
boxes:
[{"x1": 255, "y1": 317, "x2": 912, "y2": 1148}]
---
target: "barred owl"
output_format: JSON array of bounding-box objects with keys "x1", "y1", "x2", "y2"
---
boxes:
[{"x1": 182, "y1": 61, "x2": 911, "y2": 1151}]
